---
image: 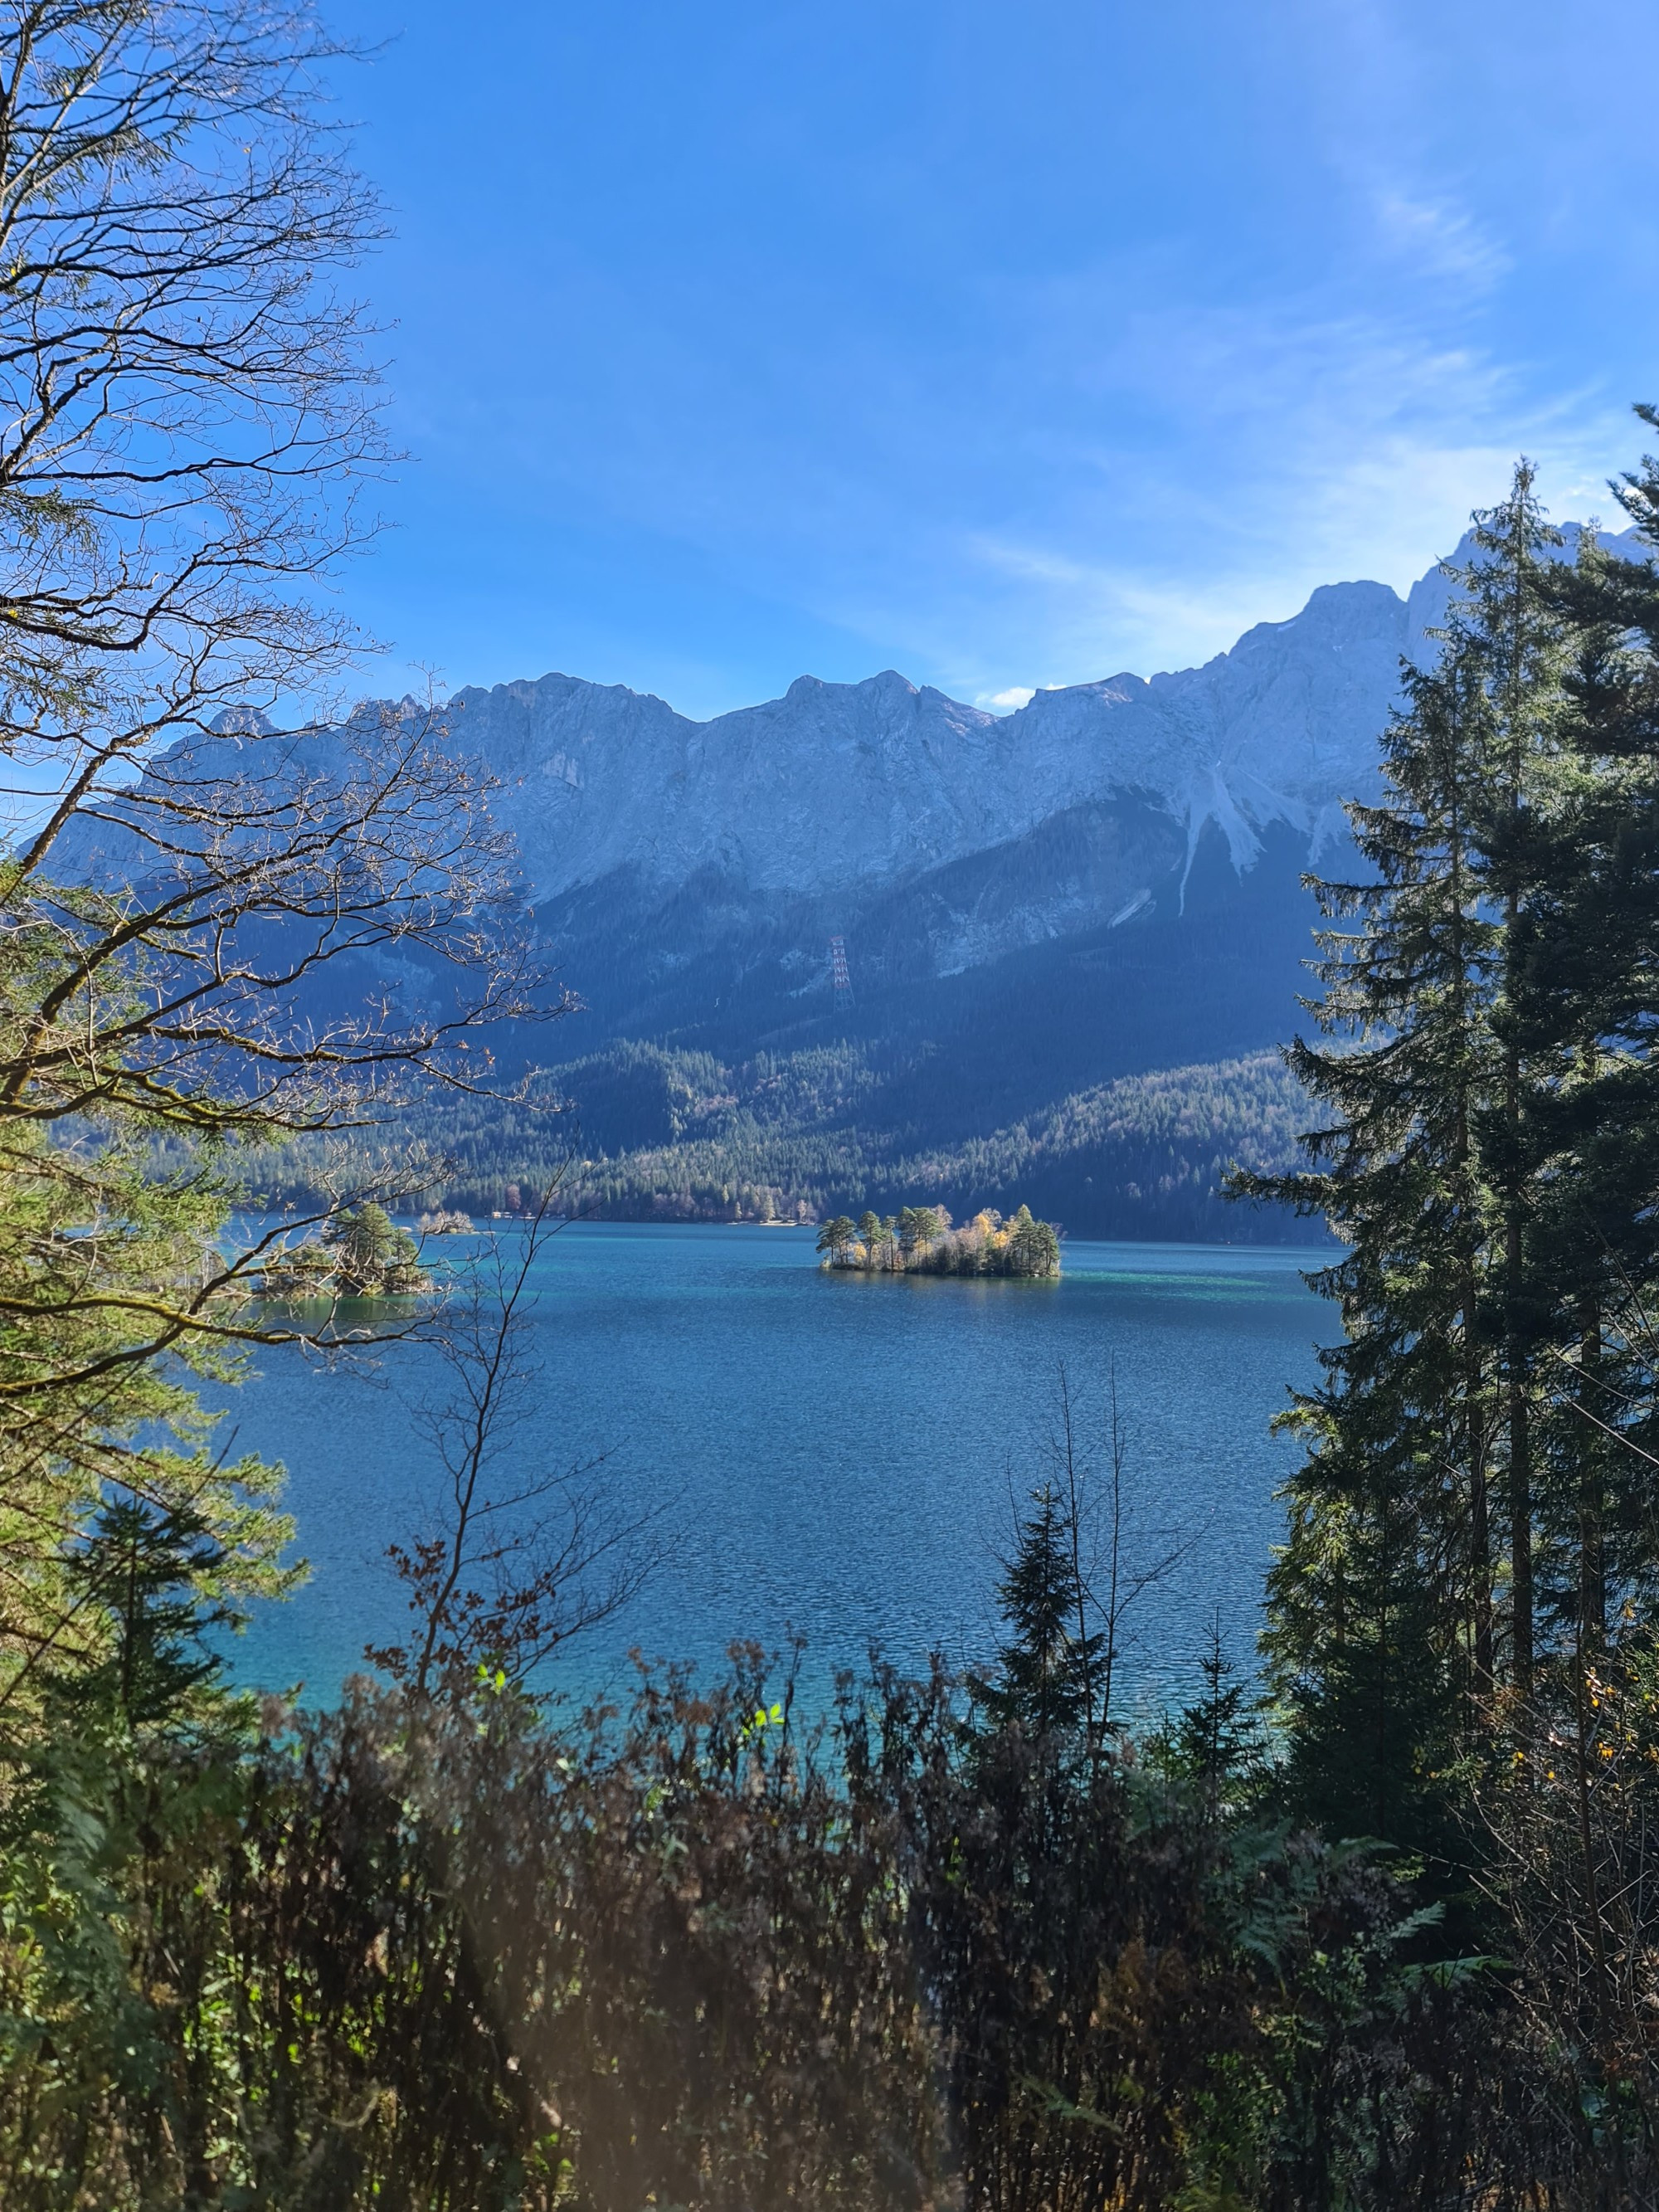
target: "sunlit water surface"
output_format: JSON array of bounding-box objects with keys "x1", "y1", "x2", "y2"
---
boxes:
[{"x1": 220, "y1": 1224, "x2": 1330, "y2": 1717}]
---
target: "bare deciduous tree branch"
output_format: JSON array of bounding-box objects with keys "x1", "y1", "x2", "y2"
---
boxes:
[{"x1": 371, "y1": 1182, "x2": 674, "y2": 1703}]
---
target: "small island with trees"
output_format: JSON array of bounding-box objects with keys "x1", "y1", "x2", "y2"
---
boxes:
[
  {"x1": 816, "y1": 1202, "x2": 1061, "y2": 1277},
  {"x1": 262, "y1": 1203, "x2": 433, "y2": 1300}
]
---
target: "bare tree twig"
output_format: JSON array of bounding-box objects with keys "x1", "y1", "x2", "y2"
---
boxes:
[{"x1": 370, "y1": 1177, "x2": 677, "y2": 1703}]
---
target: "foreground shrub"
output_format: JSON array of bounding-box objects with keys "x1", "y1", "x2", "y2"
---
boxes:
[{"x1": 4, "y1": 1622, "x2": 1652, "y2": 2209}]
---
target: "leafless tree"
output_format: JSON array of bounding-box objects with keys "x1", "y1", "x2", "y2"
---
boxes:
[
  {"x1": 0, "y1": 2, "x2": 568, "y2": 1694},
  {"x1": 0, "y1": 0, "x2": 383, "y2": 779},
  {"x1": 0, "y1": 2, "x2": 570, "y2": 1381},
  {"x1": 371, "y1": 1183, "x2": 673, "y2": 1703},
  {"x1": 0, "y1": 0, "x2": 566, "y2": 1126},
  {"x1": 1053, "y1": 1357, "x2": 1193, "y2": 1738}
]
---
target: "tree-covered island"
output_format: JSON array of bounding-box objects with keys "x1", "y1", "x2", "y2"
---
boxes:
[
  {"x1": 816, "y1": 1201, "x2": 1061, "y2": 1276},
  {"x1": 261, "y1": 1203, "x2": 432, "y2": 1300}
]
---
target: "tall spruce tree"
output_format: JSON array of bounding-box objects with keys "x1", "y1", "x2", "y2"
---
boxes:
[
  {"x1": 1462, "y1": 468, "x2": 1571, "y2": 1702},
  {"x1": 1243, "y1": 641, "x2": 1494, "y2": 1846},
  {"x1": 1511, "y1": 431, "x2": 1659, "y2": 1663},
  {"x1": 1240, "y1": 466, "x2": 1567, "y2": 1845}
]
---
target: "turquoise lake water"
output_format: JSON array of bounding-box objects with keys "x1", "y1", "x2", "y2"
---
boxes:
[{"x1": 221, "y1": 1223, "x2": 1330, "y2": 1717}]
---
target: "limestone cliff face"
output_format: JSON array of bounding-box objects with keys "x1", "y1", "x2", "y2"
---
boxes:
[
  {"x1": 440, "y1": 579, "x2": 1406, "y2": 907},
  {"x1": 50, "y1": 524, "x2": 1645, "y2": 1107},
  {"x1": 434, "y1": 522, "x2": 1640, "y2": 920}
]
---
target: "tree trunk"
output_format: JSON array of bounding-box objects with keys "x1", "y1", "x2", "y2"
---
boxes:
[
  {"x1": 1579, "y1": 1294, "x2": 1606, "y2": 1659},
  {"x1": 1507, "y1": 1209, "x2": 1534, "y2": 1702}
]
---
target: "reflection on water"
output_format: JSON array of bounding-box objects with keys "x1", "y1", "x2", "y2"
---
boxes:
[{"x1": 221, "y1": 1223, "x2": 1330, "y2": 1716}]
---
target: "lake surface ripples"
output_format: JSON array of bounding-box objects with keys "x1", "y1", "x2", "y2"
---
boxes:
[{"x1": 226, "y1": 1223, "x2": 1330, "y2": 1716}]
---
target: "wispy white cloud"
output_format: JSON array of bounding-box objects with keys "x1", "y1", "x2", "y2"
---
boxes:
[
  {"x1": 377, "y1": 22, "x2": 1648, "y2": 718},
  {"x1": 839, "y1": 286, "x2": 1638, "y2": 699},
  {"x1": 937, "y1": 402, "x2": 1627, "y2": 696},
  {"x1": 1373, "y1": 191, "x2": 1511, "y2": 289},
  {"x1": 336, "y1": 0, "x2": 1659, "y2": 719}
]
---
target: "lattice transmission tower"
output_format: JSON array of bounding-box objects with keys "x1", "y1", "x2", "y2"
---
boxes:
[{"x1": 828, "y1": 933, "x2": 854, "y2": 1009}]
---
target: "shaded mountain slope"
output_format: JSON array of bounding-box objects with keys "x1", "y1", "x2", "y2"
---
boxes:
[{"x1": 72, "y1": 526, "x2": 1645, "y2": 1232}]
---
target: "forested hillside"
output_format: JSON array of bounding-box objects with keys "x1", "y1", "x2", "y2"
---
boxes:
[{"x1": 258, "y1": 1044, "x2": 1314, "y2": 1240}]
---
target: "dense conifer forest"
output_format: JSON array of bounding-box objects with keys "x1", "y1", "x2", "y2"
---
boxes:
[
  {"x1": 11, "y1": 5, "x2": 1659, "y2": 2206},
  {"x1": 256, "y1": 1045, "x2": 1312, "y2": 1240}
]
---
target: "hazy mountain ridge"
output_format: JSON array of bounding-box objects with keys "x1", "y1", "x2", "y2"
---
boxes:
[
  {"x1": 64, "y1": 523, "x2": 1647, "y2": 1231},
  {"x1": 372, "y1": 520, "x2": 1643, "y2": 1232},
  {"x1": 435, "y1": 522, "x2": 1636, "y2": 928},
  {"x1": 445, "y1": 577, "x2": 1410, "y2": 908}
]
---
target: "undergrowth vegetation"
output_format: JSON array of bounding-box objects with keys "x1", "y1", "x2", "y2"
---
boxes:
[{"x1": 1, "y1": 1521, "x2": 1635, "y2": 2212}]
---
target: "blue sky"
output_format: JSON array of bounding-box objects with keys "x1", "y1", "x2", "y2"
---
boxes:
[{"x1": 324, "y1": 0, "x2": 1659, "y2": 718}]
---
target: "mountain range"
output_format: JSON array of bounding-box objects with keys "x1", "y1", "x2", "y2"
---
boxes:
[
  {"x1": 339, "y1": 526, "x2": 1623, "y2": 1239},
  {"x1": 88, "y1": 524, "x2": 1649, "y2": 1235}
]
